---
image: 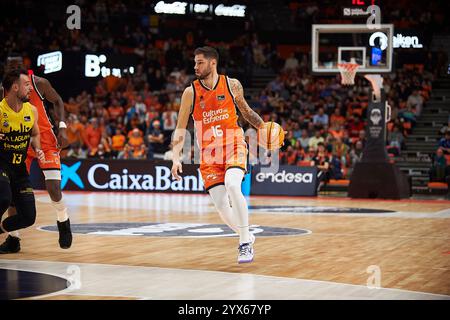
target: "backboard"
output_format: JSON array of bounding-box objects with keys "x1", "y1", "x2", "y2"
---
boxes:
[{"x1": 312, "y1": 24, "x2": 394, "y2": 74}]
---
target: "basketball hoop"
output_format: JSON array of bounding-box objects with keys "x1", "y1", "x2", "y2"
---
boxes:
[{"x1": 337, "y1": 63, "x2": 360, "y2": 85}]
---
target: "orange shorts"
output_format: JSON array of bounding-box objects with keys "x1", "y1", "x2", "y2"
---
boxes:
[
  {"x1": 26, "y1": 130, "x2": 61, "y2": 173},
  {"x1": 200, "y1": 143, "x2": 248, "y2": 191}
]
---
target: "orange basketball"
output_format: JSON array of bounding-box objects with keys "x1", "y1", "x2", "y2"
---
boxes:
[{"x1": 257, "y1": 122, "x2": 285, "y2": 151}]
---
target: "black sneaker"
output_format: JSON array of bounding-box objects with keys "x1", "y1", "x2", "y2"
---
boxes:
[
  {"x1": 0, "y1": 235, "x2": 21, "y2": 254},
  {"x1": 57, "y1": 219, "x2": 72, "y2": 249}
]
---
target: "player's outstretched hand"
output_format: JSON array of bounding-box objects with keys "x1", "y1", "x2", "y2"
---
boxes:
[
  {"x1": 0, "y1": 133, "x2": 4, "y2": 140},
  {"x1": 171, "y1": 160, "x2": 183, "y2": 181}
]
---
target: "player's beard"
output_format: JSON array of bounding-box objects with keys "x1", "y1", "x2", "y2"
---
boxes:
[
  {"x1": 18, "y1": 93, "x2": 30, "y2": 103},
  {"x1": 196, "y1": 65, "x2": 212, "y2": 80}
]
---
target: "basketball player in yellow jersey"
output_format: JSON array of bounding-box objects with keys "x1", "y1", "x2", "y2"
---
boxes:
[
  {"x1": 171, "y1": 46, "x2": 265, "y2": 263},
  {"x1": 0, "y1": 55, "x2": 71, "y2": 254},
  {"x1": 0, "y1": 69, "x2": 45, "y2": 237}
]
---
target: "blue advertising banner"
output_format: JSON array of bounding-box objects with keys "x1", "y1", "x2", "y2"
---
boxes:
[{"x1": 30, "y1": 159, "x2": 204, "y2": 193}]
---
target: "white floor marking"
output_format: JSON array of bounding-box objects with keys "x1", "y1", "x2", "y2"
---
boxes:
[{"x1": 1, "y1": 259, "x2": 449, "y2": 300}]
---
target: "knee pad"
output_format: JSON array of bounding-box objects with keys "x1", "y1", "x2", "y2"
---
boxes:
[
  {"x1": 224, "y1": 175, "x2": 242, "y2": 195},
  {"x1": 209, "y1": 185, "x2": 231, "y2": 211},
  {"x1": 43, "y1": 170, "x2": 61, "y2": 181},
  {"x1": 224, "y1": 182, "x2": 240, "y2": 196},
  {"x1": 19, "y1": 212, "x2": 36, "y2": 228},
  {"x1": 17, "y1": 201, "x2": 37, "y2": 228},
  {"x1": 224, "y1": 168, "x2": 245, "y2": 194}
]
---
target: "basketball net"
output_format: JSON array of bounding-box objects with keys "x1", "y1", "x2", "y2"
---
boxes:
[{"x1": 338, "y1": 62, "x2": 360, "y2": 85}]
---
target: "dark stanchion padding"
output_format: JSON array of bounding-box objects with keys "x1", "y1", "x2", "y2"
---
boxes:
[
  {"x1": 349, "y1": 88, "x2": 411, "y2": 199},
  {"x1": 348, "y1": 162, "x2": 411, "y2": 199}
]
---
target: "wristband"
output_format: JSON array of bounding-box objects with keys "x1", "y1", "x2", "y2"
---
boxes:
[{"x1": 59, "y1": 121, "x2": 67, "y2": 129}]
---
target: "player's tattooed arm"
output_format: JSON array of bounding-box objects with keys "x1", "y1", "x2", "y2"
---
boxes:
[{"x1": 229, "y1": 78, "x2": 264, "y2": 129}]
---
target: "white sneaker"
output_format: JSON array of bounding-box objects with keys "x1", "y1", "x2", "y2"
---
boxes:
[{"x1": 238, "y1": 241, "x2": 254, "y2": 264}]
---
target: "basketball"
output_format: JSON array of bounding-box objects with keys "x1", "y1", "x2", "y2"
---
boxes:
[{"x1": 258, "y1": 122, "x2": 285, "y2": 151}]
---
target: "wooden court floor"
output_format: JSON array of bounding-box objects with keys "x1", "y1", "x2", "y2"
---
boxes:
[{"x1": 0, "y1": 191, "x2": 449, "y2": 300}]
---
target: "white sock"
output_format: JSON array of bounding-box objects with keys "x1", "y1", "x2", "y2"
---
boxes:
[
  {"x1": 52, "y1": 198, "x2": 69, "y2": 222},
  {"x1": 209, "y1": 185, "x2": 240, "y2": 235},
  {"x1": 225, "y1": 168, "x2": 250, "y2": 244},
  {"x1": 9, "y1": 230, "x2": 20, "y2": 238}
]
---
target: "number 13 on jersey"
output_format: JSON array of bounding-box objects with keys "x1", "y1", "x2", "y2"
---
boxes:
[{"x1": 12, "y1": 153, "x2": 23, "y2": 164}]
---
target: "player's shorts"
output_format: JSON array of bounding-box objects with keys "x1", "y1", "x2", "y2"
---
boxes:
[
  {"x1": 0, "y1": 160, "x2": 34, "y2": 207},
  {"x1": 200, "y1": 143, "x2": 248, "y2": 191},
  {"x1": 26, "y1": 130, "x2": 61, "y2": 179}
]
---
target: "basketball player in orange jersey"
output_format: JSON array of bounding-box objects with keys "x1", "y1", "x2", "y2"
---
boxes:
[
  {"x1": 0, "y1": 55, "x2": 72, "y2": 253},
  {"x1": 171, "y1": 46, "x2": 265, "y2": 263}
]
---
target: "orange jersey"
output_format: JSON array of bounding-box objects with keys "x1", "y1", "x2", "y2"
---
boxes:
[
  {"x1": 25, "y1": 70, "x2": 60, "y2": 173},
  {"x1": 191, "y1": 75, "x2": 245, "y2": 150},
  {"x1": 28, "y1": 70, "x2": 53, "y2": 133}
]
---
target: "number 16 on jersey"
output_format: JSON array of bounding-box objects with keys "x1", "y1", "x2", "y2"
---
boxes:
[{"x1": 212, "y1": 125, "x2": 223, "y2": 137}]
